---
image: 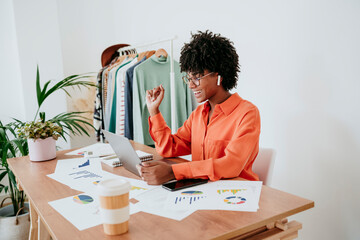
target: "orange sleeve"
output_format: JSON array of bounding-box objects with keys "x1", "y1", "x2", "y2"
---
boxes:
[
  {"x1": 148, "y1": 112, "x2": 192, "y2": 157},
  {"x1": 172, "y1": 107, "x2": 260, "y2": 181}
]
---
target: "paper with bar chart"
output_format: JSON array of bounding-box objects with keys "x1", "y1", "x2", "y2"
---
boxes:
[
  {"x1": 122, "y1": 177, "x2": 157, "y2": 199},
  {"x1": 165, "y1": 181, "x2": 262, "y2": 212},
  {"x1": 65, "y1": 142, "x2": 115, "y2": 157},
  {"x1": 48, "y1": 158, "x2": 156, "y2": 196},
  {"x1": 205, "y1": 180, "x2": 262, "y2": 212},
  {"x1": 47, "y1": 157, "x2": 121, "y2": 193},
  {"x1": 134, "y1": 187, "x2": 195, "y2": 221},
  {"x1": 54, "y1": 157, "x2": 102, "y2": 174}
]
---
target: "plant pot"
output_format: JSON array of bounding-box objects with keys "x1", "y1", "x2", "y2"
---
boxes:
[
  {"x1": 0, "y1": 202, "x2": 30, "y2": 240},
  {"x1": 28, "y1": 137, "x2": 56, "y2": 161}
]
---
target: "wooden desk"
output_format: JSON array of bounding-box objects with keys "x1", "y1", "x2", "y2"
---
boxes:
[{"x1": 8, "y1": 142, "x2": 314, "y2": 240}]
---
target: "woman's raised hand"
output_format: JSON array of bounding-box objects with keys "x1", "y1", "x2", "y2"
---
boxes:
[{"x1": 146, "y1": 84, "x2": 165, "y2": 116}]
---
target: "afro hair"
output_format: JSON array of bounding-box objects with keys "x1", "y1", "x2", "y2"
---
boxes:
[{"x1": 179, "y1": 30, "x2": 240, "y2": 91}]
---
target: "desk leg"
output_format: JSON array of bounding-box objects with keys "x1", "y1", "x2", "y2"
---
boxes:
[
  {"x1": 28, "y1": 201, "x2": 51, "y2": 240},
  {"x1": 29, "y1": 201, "x2": 38, "y2": 240},
  {"x1": 38, "y1": 217, "x2": 51, "y2": 240},
  {"x1": 233, "y1": 219, "x2": 302, "y2": 240}
]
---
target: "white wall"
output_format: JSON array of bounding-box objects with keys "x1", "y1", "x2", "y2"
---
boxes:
[
  {"x1": 0, "y1": 0, "x2": 25, "y2": 123},
  {"x1": 56, "y1": 0, "x2": 119, "y2": 148},
  {"x1": 1, "y1": 0, "x2": 359, "y2": 239},
  {"x1": 12, "y1": 0, "x2": 66, "y2": 125},
  {"x1": 0, "y1": 0, "x2": 70, "y2": 149},
  {"x1": 0, "y1": 0, "x2": 25, "y2": 197}
]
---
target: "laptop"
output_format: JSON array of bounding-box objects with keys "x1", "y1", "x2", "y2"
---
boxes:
[{"x1": 102, "y1": 130, "x2": 142, "y2": 177}]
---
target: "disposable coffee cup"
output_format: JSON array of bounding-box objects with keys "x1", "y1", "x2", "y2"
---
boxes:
[{"x1": 97, "y1": 178, "x2": 131, "y2": 235}]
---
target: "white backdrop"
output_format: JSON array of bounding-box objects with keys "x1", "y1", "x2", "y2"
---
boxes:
[{"x1": 1, "y1": 0, "x2": 359, "y2": 239}]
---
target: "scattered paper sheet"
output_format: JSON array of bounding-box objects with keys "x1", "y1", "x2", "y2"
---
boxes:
[
  {"x1": 134, "y1": 187, "x2": 195, "y2": 221},
  {"x1": 65, "y1": 143, "x2": 115, "y2": 157},
  {"x1": 49, "y1": 192, "x2": 101, "y2": 231},
  {"x1": 48, "y1": 157, "x2": 121, "y2": 193},
  {"x1": 164, "y1": 181, "x2": 262, "y2": 212},
  {"x1": 49, "y1": 192, "x2": 140, "y2": 231},
  {"x1": 54, "y1": 157, "x2": 103, "y2": 174},
  {"x1": 121, "y1": 177, "x2": 157, "y2": 199}
]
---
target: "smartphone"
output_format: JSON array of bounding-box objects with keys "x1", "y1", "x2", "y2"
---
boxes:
[{"x1": 162, "y1": 179, "x2": 208, "y2": 191}]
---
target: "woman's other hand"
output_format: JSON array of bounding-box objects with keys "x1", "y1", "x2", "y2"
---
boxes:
[{"x1": 146, "y1": 84, "x2": 165, "y2": 116}]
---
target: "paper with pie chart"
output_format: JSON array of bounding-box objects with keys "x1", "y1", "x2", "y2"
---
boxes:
[
  {"x1": 48, "y1": 193, "x2": 101, "y2": 231},
  {"x1": 165, "y1": 180, "x2": 262, "y2": 212},
  {"x1": 49, "y1": 192, "x2": 141, "y2": 231}
]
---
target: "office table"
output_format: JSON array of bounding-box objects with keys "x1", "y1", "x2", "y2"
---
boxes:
[{"x1": 7, "y1": 142, "x2": 314, "y2": 240}]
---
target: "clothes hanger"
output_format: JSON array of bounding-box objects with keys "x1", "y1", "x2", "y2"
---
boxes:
[
  {"x1": 137, "y1": 51, "x2": 147, "y2": 61},
  {"x1": 155, "y1": 48, "x2": 168, "y2": 58},
  {"x1": 145, "y1": 50, "x2": 155, "y2": 59},
  {"x1": 137, "y1": 50, "x2": 155, "y2": 61}
]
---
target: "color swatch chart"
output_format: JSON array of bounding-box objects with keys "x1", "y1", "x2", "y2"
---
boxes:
[{"x1": 217, "y1": 189, "x2": 247, "y2": 195}]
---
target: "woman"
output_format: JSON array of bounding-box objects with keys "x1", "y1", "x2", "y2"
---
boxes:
[{"x1": 139, "y1": 30, "x2": 261, "y2": 185}]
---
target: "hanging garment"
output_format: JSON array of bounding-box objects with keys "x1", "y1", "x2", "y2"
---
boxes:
[
  {"x1": 94, "y1": 56, "x2": 121, "y2": 141},
  {"x1": 104, "y1": 57, "x2": 132, "y2": 130},
  {"x1": 102, "y1": 55, "x2": 128, "y2": 114},
  {"x1": 124, "y1": 56, "x2": 147, "y2": 140},
  {"x1": 113, "y1": 57, "x2": 139, "y2": 134},
  {"x1": 132, "y1": 55, "x2": 193, "y2": 146},
  {"x1": 95, "y1": 44, "x2": 130, "y2": 141},
  {"x1": 94, "y1": 68, "x2": 106, "y2": 142}
]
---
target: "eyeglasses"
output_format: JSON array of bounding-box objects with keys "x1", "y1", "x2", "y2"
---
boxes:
[{"x1": 182, "y1": 72, "x2": 214, "y2": 86}]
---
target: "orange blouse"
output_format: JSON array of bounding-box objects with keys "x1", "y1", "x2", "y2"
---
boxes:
[{"x1": 148, "y1": 93, "x2": 260, "y2": 181}]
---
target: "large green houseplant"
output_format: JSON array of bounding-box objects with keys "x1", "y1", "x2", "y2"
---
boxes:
[{"x1": 0, "y1": 66, "x2": 95, "y2": 218}]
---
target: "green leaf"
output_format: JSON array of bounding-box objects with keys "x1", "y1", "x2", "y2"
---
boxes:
[
  {"x1": 41, "y1": 75, "x2": 94, "y2": 103},
  {"x1": 0, "y1": 170, "x2": 7, "y2": 182},
  {"x1": 36, "y1": 65, "x2": 41, "y2": 107},
  {"x1": 13, "y1": 138, "x2": 28, "y2": 156},
  {"x1": 39, "y1": 112, "x2": 46, "y2": 122},
  {"x1": 0, "y1": 128, "x2": 6, "y2": 141},
  {"x1": 2, "y1": 142, "x2": 10, "y2": 164},
  {"x1": 7, "y1": 141, "x2": 16, "y2": 158},
  {"x1": 8, "y1": 170, "x2": 17, "y2": 186},
  {"x1": 39, "y1": 80, "x2": 52, "y2": 105}
]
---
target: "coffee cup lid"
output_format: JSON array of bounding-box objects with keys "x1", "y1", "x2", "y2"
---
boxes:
[{"x1": 97, "y1": 178, "x2": 131, "y2": 196}]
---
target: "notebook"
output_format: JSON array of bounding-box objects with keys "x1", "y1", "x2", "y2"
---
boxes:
[{"x1": 102, "y1": 150, "x2": 153, "y2": 168}]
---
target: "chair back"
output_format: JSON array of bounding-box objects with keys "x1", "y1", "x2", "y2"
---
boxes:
[{"x1": 252, "y1": 148, "x2": 275, "y2": 186}]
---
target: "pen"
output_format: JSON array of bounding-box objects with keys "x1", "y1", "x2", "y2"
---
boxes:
[{"x1": 102, "y1": 155, "x2": 117, "y2": 160}]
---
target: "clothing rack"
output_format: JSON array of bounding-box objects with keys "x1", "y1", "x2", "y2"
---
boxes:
[{"x1": 118, "y1": 36, "x2": 178, "y2": 133}]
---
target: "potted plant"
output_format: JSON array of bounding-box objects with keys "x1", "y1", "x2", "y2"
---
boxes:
[
  {"x1": 17, "y1": 117, "x2": 61, "y2": 161},
  {"x1": 0, "y1": 66, "x2": 96, "y2": 239},
  {"x1": 0, "y1": 121, "x2": 30, "y2": 240},
  {"x1": 15, "y1": 66, "x2": 95, "y2": 161}
]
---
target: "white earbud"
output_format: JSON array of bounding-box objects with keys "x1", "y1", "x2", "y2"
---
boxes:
[{"x1": 217, "y1": 75, "x2": 221, "y2": 86}]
